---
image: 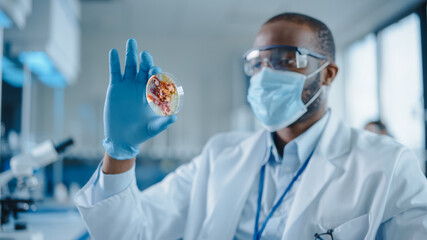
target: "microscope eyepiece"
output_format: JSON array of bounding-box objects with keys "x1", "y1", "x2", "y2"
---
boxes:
[{"x1": 54, "y1": 138, "x2": 74, "y2": 153}]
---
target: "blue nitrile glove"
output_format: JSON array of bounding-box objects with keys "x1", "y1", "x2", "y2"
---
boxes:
[{"x1": 102, "y1": 39, "x2": 177, "y2": 160}]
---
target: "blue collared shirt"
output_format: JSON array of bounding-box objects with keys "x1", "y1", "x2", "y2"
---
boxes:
[{"x1": 234, "y1": 111, "x2": 330, "y2": 239}]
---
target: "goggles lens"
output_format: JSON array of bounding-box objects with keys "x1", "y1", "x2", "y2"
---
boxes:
[{"x1": 243, "y1": 45, "x2": 326, "y2": 76}]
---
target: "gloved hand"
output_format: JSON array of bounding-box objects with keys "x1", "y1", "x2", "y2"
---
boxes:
[{"x1": 102, "y1": 39, "x2": 177, "y2": 160}]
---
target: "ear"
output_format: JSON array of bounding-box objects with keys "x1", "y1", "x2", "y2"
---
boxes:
[{"x1": 322, "y1": 62, "x2": 338, "y2": 86}]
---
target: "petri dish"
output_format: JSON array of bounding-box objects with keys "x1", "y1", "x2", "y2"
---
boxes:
[{"x1": 146, "y1": 72, "x2": 184, "y2": 116}]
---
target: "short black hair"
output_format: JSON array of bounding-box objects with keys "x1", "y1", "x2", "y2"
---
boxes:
[
  {"x1": 264, "y1": 12, "x2": 336, "y2": 62},
  {"x1": 366, "y1": 120, "x2": 387, "y2": 131}
]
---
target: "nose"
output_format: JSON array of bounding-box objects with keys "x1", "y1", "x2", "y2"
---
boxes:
[{"x1": 260, "y1": 58, "x2": 273, "y2": 69}]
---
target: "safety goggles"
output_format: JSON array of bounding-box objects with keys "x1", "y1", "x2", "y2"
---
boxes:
[{"x1": 242, "y1": 44, "x2": 328, "y2": 76}]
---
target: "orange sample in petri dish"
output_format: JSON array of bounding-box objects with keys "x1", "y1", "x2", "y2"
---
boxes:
[{"x1": 146, "y1": 72, "x2": 184, "y2": 116}]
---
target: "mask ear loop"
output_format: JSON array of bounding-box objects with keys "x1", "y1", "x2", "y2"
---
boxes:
[
  {"x1": 304, "y1": 61, "x2": 330, "y2": 107},
  {"x1": 305, "y1": 86, "x2": 323, "y2": 107},
  {"x1": 306, "y1": 61, "x2": 330, "y2": 79}
]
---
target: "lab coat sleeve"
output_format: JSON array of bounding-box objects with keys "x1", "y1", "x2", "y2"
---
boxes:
[
  {"x1": 75, "y1": 154, "x2": 203, "y2": 240},
  {"x1": 377, "y1": 149, "x2": 427, "y2": 239},
  {"x1": 97, "y1": 163, "x2": 135, "y2": 200}
]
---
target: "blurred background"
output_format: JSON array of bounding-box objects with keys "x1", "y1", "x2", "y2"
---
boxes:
[{"x1": 0, "y1": 0, "x2": 425, "y2": 239}]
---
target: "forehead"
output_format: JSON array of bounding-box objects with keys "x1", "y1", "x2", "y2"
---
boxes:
[{"x1": 253, "y1": 20, "x2": 318, "y2": 51}]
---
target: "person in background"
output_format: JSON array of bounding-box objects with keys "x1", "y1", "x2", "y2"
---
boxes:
[{"x1": 364, "y1": 120, "x2": 391, "y2": 136}]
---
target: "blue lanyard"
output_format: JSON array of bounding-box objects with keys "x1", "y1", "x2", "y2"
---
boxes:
[{"x1": 253, "y1": 149, "x2": 315, "y2": 240}]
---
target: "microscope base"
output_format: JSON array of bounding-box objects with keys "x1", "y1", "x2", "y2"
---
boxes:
[{"x1": 0, "y1": 231, "x2": 43, "y2": 240}]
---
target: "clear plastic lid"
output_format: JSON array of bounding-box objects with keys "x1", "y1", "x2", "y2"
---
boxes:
[{"x1": 146, "y1": 72, "x2": 184, "y2": 116}]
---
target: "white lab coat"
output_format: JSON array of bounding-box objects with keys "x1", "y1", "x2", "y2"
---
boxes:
[{"x1": 75, "y1": 114, "x2": 427, "y2": 240}]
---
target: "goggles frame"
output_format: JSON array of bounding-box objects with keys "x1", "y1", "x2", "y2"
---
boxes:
[{"x1": 242, "y1": 44, "x2": 328, "y2": 76}]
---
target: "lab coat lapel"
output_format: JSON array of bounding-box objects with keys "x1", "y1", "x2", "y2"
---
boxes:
[
  {"x1": 202, "y1": 130, "x2": 269, "y2": 240},
  {"x1": 282, "y1": 114, "x2": 351, "y2": 239}
]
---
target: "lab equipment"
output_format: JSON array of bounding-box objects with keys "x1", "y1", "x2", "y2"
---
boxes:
[
  {"x1": 146, "y1": 72, "x2": 184, "y2": 116},
  {"x1": 0, "y1": 138, "x2": 74, "y2": 195},
  {"x1": 0, "y1": 138, "x2": 73, "y2": 240},
  {"x1": 0, "y1": 0, "x2": 32, "y2": 29},
  {"x1": 2, "y1": 56, "x2": 24, "y2": 87},
  {"x1": 242, "y1": 44, "x2": 328, "y2": 76},
  {"x1": 247, "y1": 62, "x2": 328, "y2": 132},
  {"x1": 102, "y1": 39, "x2": 176, "y2": 160},
  {"x1": 0, "y1": 0, "x2": 32, "y2": 166},
  {"x1": 5, "y1": 0, "x2": 80, "y2": 87},
  {"x1": 7, "y1": 138, "x2": 73, "y2": 181}
]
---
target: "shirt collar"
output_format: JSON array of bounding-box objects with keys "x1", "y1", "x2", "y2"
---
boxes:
[{"x1": 265, "y1": 110, "x2": 330, "y2": 165}]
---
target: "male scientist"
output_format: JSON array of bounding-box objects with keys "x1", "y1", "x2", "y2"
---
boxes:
[{"x1": 75, "y1": 13, "x2": 427, "y2": 240}]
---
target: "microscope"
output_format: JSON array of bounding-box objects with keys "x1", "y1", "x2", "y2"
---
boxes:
[{"x1": 0, "y1": 138, "x2": 74, "y2": 240}]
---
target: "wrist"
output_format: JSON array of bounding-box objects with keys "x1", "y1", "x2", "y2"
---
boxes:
[
  {"x1": 102, "y1": 153, "x2": 136, "y2": 174},
  {"x1": 102, "y1": 137, "x2": 140, "y2": 160}
]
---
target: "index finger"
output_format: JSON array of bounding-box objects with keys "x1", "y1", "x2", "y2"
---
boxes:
[{"x1": 109, "y1": 48, "x2": 122, "y2": 84}]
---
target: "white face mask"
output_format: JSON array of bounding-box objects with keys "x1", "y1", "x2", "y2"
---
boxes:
[{"x1": 247, "y1": 62, "x2": 329, "y2": 132}]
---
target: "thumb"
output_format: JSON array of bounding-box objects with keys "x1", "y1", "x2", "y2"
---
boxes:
[{"x1": 146, "y1": 115, "x2": 177, "y2": 137}]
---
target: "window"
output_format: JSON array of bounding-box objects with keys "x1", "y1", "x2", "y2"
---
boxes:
[
  {"x1": 343, "y1": 12, "x2": 425, "y2": 168},
  {"x1": 379, "y1": 13, "x2": 425, "y2": 156},
  {"x1": 345, "y1": 34, "x2": 379, "y2": 128}
]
